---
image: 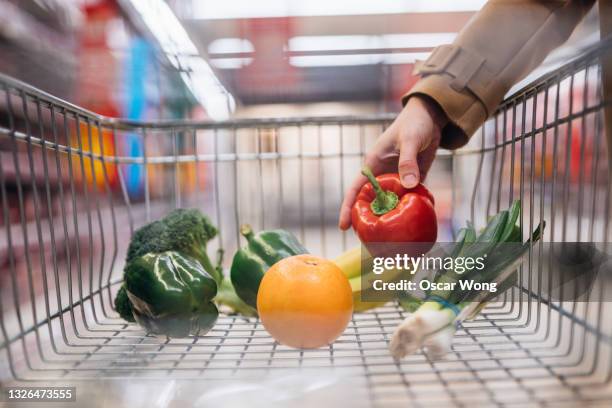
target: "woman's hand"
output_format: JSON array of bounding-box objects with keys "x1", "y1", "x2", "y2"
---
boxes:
[{"x1": 338, "y1": 95, "x2": 448, "y2": 230}]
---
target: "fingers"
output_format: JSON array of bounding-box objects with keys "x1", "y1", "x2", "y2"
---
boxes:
[
  {"x1": 338, "y1": 174, "x2": 367, "y2": 230},
  {"x1": 395, "y1": 96, "x2": 443, "y2": 188},
  {"x1": 398, "y1": 137, "x2": 421, "y2": 188}
]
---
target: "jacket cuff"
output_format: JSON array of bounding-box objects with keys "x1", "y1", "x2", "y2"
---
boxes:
[{"x1": 402, "y1": 74, "x2": 487, "y2": 150}]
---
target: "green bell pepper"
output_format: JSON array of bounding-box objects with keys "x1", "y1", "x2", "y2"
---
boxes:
[
  {"x1": 230, "y1": 224, "x2": 307, "y2": 308},
  {"x1": 125, "y1": 251, "x2": 218, "y2": 337}
]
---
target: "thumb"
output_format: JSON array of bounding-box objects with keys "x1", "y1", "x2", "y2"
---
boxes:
[{"x1": 398, "y1": 136, "x2": 421, "y2": 188}]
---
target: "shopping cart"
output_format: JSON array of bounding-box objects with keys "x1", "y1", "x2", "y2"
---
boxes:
[{"x1": 1, "y1": 36, "x2": 611, "y2": 406}]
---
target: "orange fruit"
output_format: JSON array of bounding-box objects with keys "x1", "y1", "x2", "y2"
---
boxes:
[{"x1": 257, "y1": 254, "x2": 353, "y2": 349}]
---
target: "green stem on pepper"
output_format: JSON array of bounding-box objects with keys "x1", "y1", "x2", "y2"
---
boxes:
[
  {"x1": 240, "y1": 224, "x2": 255, "y2": 242},
  {"x1": 361, "y1": 166, "x2": 399, "y2": 216}
]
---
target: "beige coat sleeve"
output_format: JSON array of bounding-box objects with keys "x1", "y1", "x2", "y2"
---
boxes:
[{"x1": 403, "y1": 0, "x2": 596, "y2": 149}]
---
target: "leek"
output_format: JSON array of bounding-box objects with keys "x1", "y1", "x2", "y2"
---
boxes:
[{"x1": 390, "y1": 200, "x2": 544, "y2": 360}]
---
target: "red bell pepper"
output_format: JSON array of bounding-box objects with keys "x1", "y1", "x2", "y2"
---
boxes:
[{"x1": 351, "y1": 167, "x2": 437, "y2": 254}]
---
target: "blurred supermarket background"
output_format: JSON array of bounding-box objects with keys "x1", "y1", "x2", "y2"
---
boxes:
[
  {"x1": 1, "y1": 0, "x2": 601, "y2": 118},
  {"x1": 0, "y1": 0, "x2": 602, "y2": 115},
  {"x1": 0, "y1": 0, "x2": 603, "y2": 268}
]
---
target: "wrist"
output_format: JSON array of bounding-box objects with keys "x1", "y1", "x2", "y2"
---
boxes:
[{"x1": 408, "y1": 95, "x2": 448, "y2": 129}]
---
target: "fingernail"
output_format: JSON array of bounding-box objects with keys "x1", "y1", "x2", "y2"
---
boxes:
[{"x1": 403, "y1": 174, "x2": 417, "y2": 187}]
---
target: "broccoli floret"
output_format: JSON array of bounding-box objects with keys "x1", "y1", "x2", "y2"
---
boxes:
[
  {"x1": 114, "y1": 285, "x2": 135, "y2": 322},
  {"x1": 125, "y1": 219, "x2": 166, "y2": 262},
  {"x1": 125, "y1": 208, "x2": 221, "y2": 283}
]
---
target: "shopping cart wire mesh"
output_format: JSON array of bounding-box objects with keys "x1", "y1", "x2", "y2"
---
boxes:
[{"x1": 1, "y1": 36, "x2": 612, "y2": 407}]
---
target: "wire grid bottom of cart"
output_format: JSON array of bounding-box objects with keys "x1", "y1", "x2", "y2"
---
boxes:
[{"x1": 3, "y1": 301, "x2": 612, "y2": 407}]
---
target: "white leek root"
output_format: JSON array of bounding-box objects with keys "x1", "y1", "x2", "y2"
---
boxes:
[
  {"x1": 423, "y1": 325, "x2": 455, "y2": 360},
  {"x1": 389, "y1": 302, "x2": 456, "y2": 359}
]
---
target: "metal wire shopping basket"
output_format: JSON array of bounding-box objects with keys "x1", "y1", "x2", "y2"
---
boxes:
[{"x1": 1, "y1": 37, "x2": 612, "y2": 407}]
